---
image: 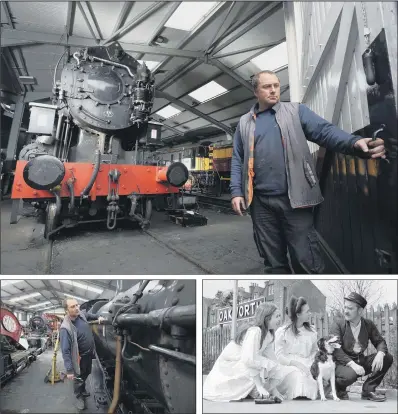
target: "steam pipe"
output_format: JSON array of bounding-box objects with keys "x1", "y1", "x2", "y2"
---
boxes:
[
  {"x1": 107, "y1": 335, "x2": 122, "y2": 414},
  {"x1": 54, "y1": 114, "x2": 63, "y2": 158},
  {"x1": 148, "y1": 345, "x2": 196, "y2": 366},
  {"x1": 81, "y1": 149, "x2": 101, "y2": 198},
  {"x1": 51, "y1": 190, "x2": 62, "y2": 217},
  {"x1": 116, "y1": 304, "x2": 195, "y2": 328},
  {"x1": 66, "y1": 179, "x2": 75, "y2": 213}
]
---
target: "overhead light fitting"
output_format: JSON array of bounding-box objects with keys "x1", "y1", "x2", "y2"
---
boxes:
[
  {"x1": 155, "y1": 105, "x2": 182, "y2": 119},
  {"x1": 29, "y1": 301, "x2": 52, "y2": 308},
  {"x1": 188, "y1": 81, "x2": 228, "y2": 103},
  {"x1": 63, "y1": 293, "x2": 87, "y2": 301},
  {"x1": 59, "y1": 280, "x2": 103, "y2": 295}
]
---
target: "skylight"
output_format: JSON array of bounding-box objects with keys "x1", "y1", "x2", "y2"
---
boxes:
[
  {"x1": 155, "y1": 105, "x2": 182, "y2": 119},
  {"x1": 29, "y1": 301, "x2": 52, "y2": 308},
  {"x1": 63, "y1": 292, "x2": 87, "y2": 301},
  {"x1": 188, "y1": 81, "x2": 228, "y2": 103},
  {"x1": 59, "y1": 280, "x2": 103, "y2": 295},
  {"x1": 164, "y1": 2, "x2": 218, "y2": 31},
  {"x1": 10, "y1": 292, "x2": 41, "y2": 302},
  {"x1": 138, "y1": 60, "x2": 159, "y2": 71},
  {"x1": 250, "y1": 41, "x2": 288, "y2": 72},
  {"x1": 2, "y1": 280, "x2": 23, "y2": 287}
]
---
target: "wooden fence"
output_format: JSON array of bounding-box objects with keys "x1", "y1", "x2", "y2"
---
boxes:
[{"x1": 203, "y1": 305, "x2": 397, "y2": 388}]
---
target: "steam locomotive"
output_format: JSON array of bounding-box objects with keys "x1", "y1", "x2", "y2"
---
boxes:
[
  {"x1": 0, "y1": 307, "x2": 37, "y2": 385},
  {"x1": 82, "y1": 279, "x2": 195, "y2": 414},
  {"x1": 10, "y1": 42, "x2": 189, "y2": 238}
]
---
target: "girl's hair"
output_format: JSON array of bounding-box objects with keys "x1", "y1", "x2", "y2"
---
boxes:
[
  {"x1": 234, "y1": 302, "x2": 278, "y2": 347},
  {"x1": 284, "y1": 295, "x2": 314, "y2": 336}
]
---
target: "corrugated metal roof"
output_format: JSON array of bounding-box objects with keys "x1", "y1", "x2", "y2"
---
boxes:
[{"x1": 1, "y1": 1, "x2": 290, "y2": 145}]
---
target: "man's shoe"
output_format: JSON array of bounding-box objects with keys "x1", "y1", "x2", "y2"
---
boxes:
[
  {"x1": 361, "y1": 391, "x2": 387, "y2": 402},
  {"x1": 336, "y1": 390, "x2": 349, "y2": 400},
  {"x1": 75, "y1": 396, "x2": 86, "y2": 410},
  {"x1": 82, "y1": 391, "x2": 91, "y2": 398}
]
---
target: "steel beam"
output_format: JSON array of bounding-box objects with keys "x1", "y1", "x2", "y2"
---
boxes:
[
  {"x1": 207, "y1": 2, "x2": 264, "y2": 54},
  {"x1": 153, "y1": 2, "x2": 228, "y2": 75},
  {"x1": 6, "y1": 95, "x2": 25, "y2": 161},
  {"x1": 300, "y1": 2, "x2": 313, "y2": 89},
  {"x1": 210, "y1": 2, "x2": 282, "y2": 56},
  {"x1": 213, "y1": 38, "x2": 286, "y2": 59},
  {"x1": 77, "y1": 2, "x2": 100, "y2": 43},
  {"x1": 85, "y1": 1, "x2": 103, "y2": 40},
  {"x1": 112, "y1": 1, "x2": 134, "y2": 34},
  {"x1": 204, "y1": 1, "x2": 236, "y2": 55},
  {"x1": 66, "y1": 1, "x2": 76, "y2": 36},
  {"x1": 104, "y1": 2, "x2": 166, "y2": 45},
  {"x1": 156, "y1": 90, "x2": 233, "y2": 135},
  {"x1": 1, "y1": 29, "x2": 204, "y2": 59},
  {"x1": 157, "y1": 121, "x2": 185, "y2": 136},
  {"x1": 156, "y1": 59, "x2": 200, "y2": 90},
  {"x1": 135, "y1": 2, "x2": 181, "y2": 61},
  {"x1": 25, "y1": 91, "x2": 52, "y2": 101},
  {"x1": 209, "y1": 58, "x2": 252, "y2": 92}
]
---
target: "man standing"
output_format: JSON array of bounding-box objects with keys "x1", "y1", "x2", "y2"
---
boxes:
[
  {"x1": 230, "y1": 70, "x2": 386, "y2": 274},
  {"x1": 60, "y1": 298, "x2": 104, "y2": 410},
  {"x1": 330, "y1": 292, "x2": 393, "y2": 401}
]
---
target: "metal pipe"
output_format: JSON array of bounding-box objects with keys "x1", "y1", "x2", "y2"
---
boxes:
[
  {"x1": 81, "y1": 149, "x2": 101, "y2": 198},
  {"x1": 66, "y1": 179, "x2": 75, "y2": 213},
  {"x1": 148, "y1": 345, "x2": 196, "y2": 366},
  {"x1": 116, "y1": 304, "x2": 195, "y2": 328},
  {"x1": 62, "y1": 121, "x2": 71, "y2": 160},
  {"x1": 107, "y1": 335, "x2": 122, "y2": 414},
  {"x1": 51, "y1": 190, "x2": 62, "y2": 217},
  {"x1": 54, "y1": 114, "x2": 64, "y2": 158}
]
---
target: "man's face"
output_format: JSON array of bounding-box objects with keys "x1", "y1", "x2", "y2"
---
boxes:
[
  {"x1": 344, "y1": 300, "x2": 362, "y2": 321},
  {"x1": 66, "y1": 299, "x2": 80, "y2": 317},
  {"x1": 254, "y1": 73, "x2": 280, "y2": 106}
]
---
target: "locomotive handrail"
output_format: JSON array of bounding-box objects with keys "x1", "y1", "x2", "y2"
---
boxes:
[{"x1": 148, "y1": 345, "x2": 196, "y2": 366}]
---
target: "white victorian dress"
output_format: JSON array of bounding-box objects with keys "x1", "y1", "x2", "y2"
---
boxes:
[
  {"x1": 203, "y1": 326, "x2": 301, "y2": 402},
  {"x1": 274, "y1": 324, "x2": 319, "y2": 400}
]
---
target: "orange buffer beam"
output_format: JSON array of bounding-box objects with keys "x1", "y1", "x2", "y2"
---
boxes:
[{"x1": 12, "y1": 161, "x2": 178, "y2": 201}]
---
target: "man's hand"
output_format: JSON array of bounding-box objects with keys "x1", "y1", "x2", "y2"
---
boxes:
[
  {"x1": 98, "y1": 316, "x2": 105, "y2": 324},
  {"x1": 354, "y1": 138, "x2": 386, "y2": 159},
  {"x1": 371, "y1": 352, "x2": 384, "y2": 372},
  {"x1": 231, "y1": 196, "x2": 246, "y2": 216},
  {"x1": 67, "y1": 373, "x2": 74, "y2": 380},
  {"x1": 348, "y1": 361, "x2": 365, "y2": 376}
]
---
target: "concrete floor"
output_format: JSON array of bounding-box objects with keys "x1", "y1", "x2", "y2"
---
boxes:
[
  {"x1": 1, "y1": 200, "x2": 264, "y2": 275},
  {"x1": 0, "y1": 349, "x2": 107, "y2": 414},
  {"x1": 202, "y1": 377, "x2": 398, "y2": 413}
]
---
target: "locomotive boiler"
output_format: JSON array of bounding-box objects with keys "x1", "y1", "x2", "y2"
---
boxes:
[
  {"x1": 10, "y1": 42, "x2": 189, "y2": 238},
  {"x1": 83, "y1": 279, "x2": 195, "y2": 414}
]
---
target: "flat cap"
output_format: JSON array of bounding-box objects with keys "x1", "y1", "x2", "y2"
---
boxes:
[{"x1": 344, "y1": 292, "x2": 367, "y2": 308}]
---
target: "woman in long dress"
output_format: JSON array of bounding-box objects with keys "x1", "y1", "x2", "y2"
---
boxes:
[
  {"x1": 274, "y1": 296, "x2": 319, "y2": 400},
  {"x1": 203, "y1": 302, "x2": 303, "y2": 402}
]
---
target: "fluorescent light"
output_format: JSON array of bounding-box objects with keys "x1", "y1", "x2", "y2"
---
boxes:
[
  {"x1": 59, "y1": 280, "x2": 103, "y2": 295},
  {"x1": 29, "y1": 301, "x2": 52, "y2": 309},
  {"x1": 63, "y1": 293, "x2": 87, "y2": 302},
  {"x1": 2, "y1": 280, "x2": 24, "y2": 287},
  {"x1": 37, "y1": 305, "x2": 58, "y2": 311},
  {"x1": 155, "y1": 105, "x2": 182, "y2": 119},
  {"x1": 137, "y1": 60, "x2": 159, "y2": 71},
  {"x1": 188, "y1": 81, "x2": 228, "y2": 103},
  {"x1": 9, "y1": 292, "x2": 41, "y2": 302},
  {"x1": 250, "y1": 41, "x2": 288, "y2": 72},
  {"x1": 164, "y1": 2, "x2": 218, "y2": 31}
]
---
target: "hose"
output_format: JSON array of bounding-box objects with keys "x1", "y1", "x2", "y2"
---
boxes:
[
  {"x1": 81, "y1": 149, "x2": 101, "y2": 198},
  {"x1": 107, "y1": 335, "x2": 122, "y2": 414},
  {"x1": 66, "y1": 179, "x2": 75, "y2": 213}
]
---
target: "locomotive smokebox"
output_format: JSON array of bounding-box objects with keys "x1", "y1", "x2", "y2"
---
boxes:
[{"x1": 22, "y1": 155, "x2": 65, "y2": 190}]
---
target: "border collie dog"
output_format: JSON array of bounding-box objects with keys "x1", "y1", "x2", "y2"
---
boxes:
[{"x1": 310, "y1": 335, "x2": 341, "y2": 401}]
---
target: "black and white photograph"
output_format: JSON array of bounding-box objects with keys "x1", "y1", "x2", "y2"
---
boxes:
[
  {"x1": 1, "y1": 1, "x2": 397, "y2": 275},
  {"x1": 202, "y1": 279, "x2": 397, "y2": 413},
  {"x1": 0, "y1": 279, "x2": 196, "y2": 414}
]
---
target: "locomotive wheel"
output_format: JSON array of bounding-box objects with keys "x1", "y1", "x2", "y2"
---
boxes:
[{"x1": 44, "y1": 202, "x2": 58, "y2": 239}]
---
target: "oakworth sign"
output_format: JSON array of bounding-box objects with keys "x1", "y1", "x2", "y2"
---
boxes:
[{"x1": 217, "y1": 297, "x2": 265, "y2": 324}]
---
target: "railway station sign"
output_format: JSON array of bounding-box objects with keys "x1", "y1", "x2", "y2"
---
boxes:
[{"x1": 217, "y1": 297, "x2": 265, "y2": 324}]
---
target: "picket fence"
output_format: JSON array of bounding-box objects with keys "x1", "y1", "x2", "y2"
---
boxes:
[{"x1": 203, "y1": 304, "x2": 397, "y2": 388}]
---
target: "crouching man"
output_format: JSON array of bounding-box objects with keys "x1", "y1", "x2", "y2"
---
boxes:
[
  {"x1": 330, "y1": 292, "x2": 393, "y2": 401},
  {"x1": 60, "y1": 298, "x2": 104, "y2": 410}
]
